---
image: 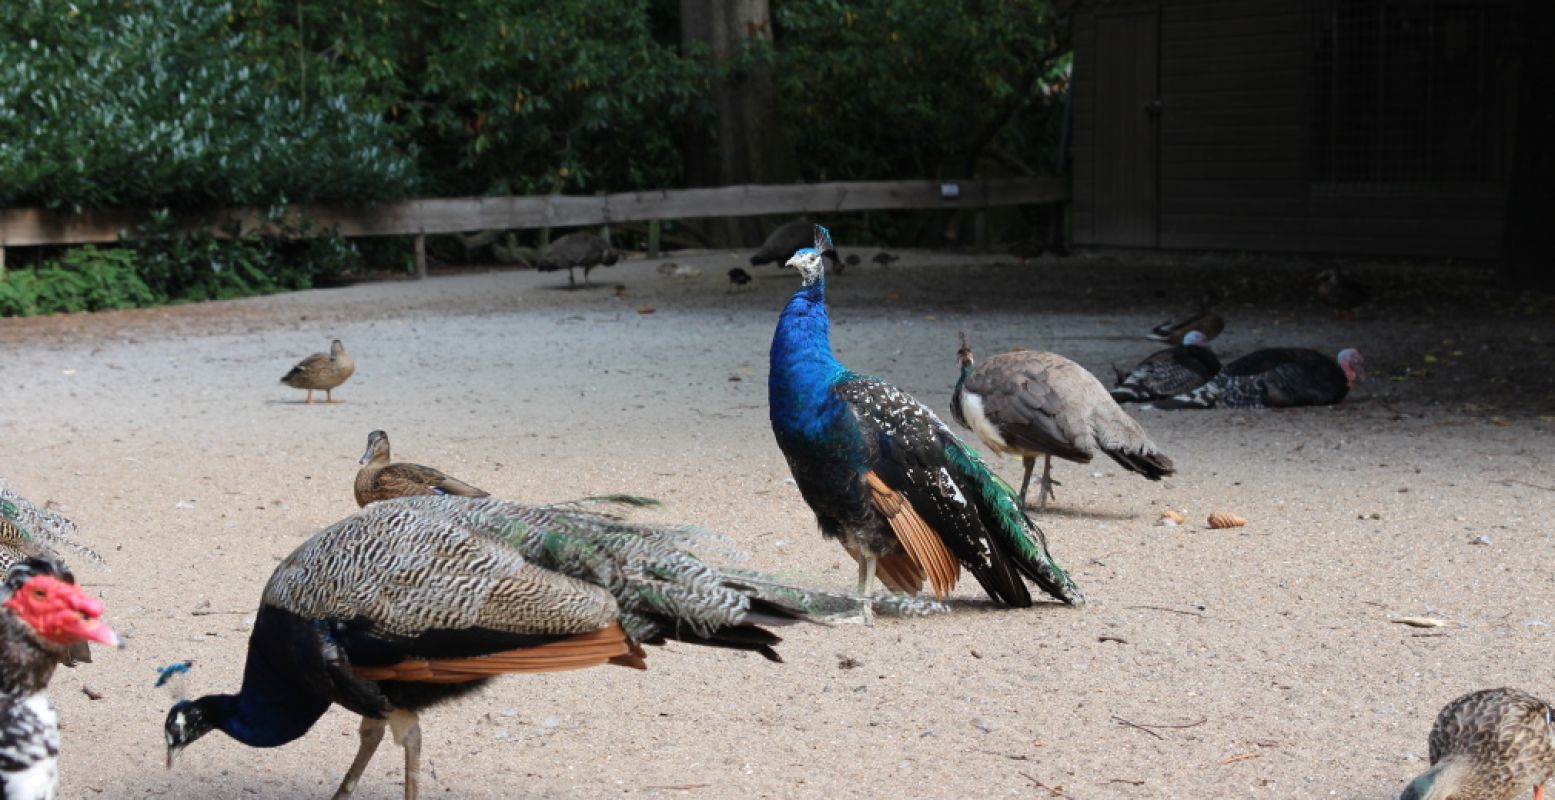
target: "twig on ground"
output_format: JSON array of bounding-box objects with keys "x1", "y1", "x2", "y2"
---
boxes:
[
  {"x1": 1111, "y1": 715, "x2": 1207, "y2": 739},
  {"x1": 1019, "y1": 773, "x2": 1076, "y2": 798},
  {"x1": 1218, "y1": 752, "x2": 1262, "y2": 765},
  {"x1": 1125, "y1": 605, "x2": 1207, "y2": 618},
  {"x1": 974, "y1": 748, "x2": 1030, "y2": 761},
  {"x1": 1502, "y1": 478, "x2": 1555, "y2": 493}
]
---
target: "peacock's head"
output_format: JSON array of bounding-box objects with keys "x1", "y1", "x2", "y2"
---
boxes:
[
  {"x1": 784, "y1": 224, "x2": 835, "y2": 286},
  {"x1": 1182, "y1": 330, "x2": 1208, "y2": 346},
  {"x1": 164, "y1": 698, "x2": 219, "y2": 769},
  {"x1": 360, "y1": 430, "x2": 391, "y2": 465},
  {"x1": 330, "y1": 339, "x2": 347, "y2": 358},
  {"x1": 1337, "y1": 347, "x2": 1365, "y2": 387},
  {"x1": 956, "y1": 331, "x2": 975, "y2": 367}
]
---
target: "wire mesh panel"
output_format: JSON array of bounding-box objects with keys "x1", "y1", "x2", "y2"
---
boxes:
[{"x1": 1308, "y1": 0, "x2": 1517, "y2": 192}]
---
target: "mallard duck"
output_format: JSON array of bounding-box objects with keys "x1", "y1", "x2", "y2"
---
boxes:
[
  {"x1": 1148, "y1": 309, "x2": 1224, "y2": 344},
  {"x1": 1401, "y1": 687, "x2": 1555, "y2": 800},
  {"x1": 354, "y1": 430, "x2": 489, "y2": 507},
  {"x1": 281, "y1": 339, "x2": 355, "y2": 404}
]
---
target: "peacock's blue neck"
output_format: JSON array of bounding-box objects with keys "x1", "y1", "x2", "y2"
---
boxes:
[
  {"x1": 950, "y1": 361, "x2": 973, "y2": 428},
  {"x1": 770, "y1": 281, "x2": 849, "y2": 438},
  {"x1": 204, "y1": 610, "x2": 334, "y2": 748}
]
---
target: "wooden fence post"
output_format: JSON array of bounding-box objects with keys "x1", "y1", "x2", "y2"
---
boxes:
[
  {"x1": 647, "y1": 221, "x2": 662, "y2": 259},
  {"x1": 414, "y1": 234, "x2": 427, "y2": 279}
]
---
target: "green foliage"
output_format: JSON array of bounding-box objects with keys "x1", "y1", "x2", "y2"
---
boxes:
[
  {"x1": 0, "y1": 246, "x2": 155, "y2": 316},
  {"x1": 771, "y1": 0, "x2": 1069, "y2": 180},
  {"x1": 127, "y1": 208, "x2": 363, "y2": 303},
  {"x1": 0, "y1": 0, "x2": 416, "y2": 210},
  {"x1": 232, "y1": 0, "x2": 709, "y2": 196}
]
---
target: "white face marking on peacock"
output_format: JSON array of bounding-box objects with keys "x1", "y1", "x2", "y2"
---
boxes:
[{"x1": 786, "y1": 248, "x2": 825, "y2": 286}]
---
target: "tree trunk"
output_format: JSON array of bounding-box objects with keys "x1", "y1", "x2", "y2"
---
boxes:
[
  {"x1": 680, "y1": 0, "x2": 793, "y2": 247},
  {"x1": 1500, "y1": 0, "x2": 1555, "y2": 289}
]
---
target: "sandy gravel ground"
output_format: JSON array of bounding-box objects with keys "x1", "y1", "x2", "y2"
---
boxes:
[{"x1": 1, "y1": 248, "x2": 1553, "y2": 799}]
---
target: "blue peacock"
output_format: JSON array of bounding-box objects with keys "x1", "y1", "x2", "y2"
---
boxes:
[{"x1": 767, "y1": 225, "x2": 1083, "y2": 618}]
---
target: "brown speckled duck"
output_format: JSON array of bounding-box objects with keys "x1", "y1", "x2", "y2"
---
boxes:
[
  {"x1": 354, "y1": 430, "x2": 489, "y2": 507},
  {"x1": 281, "y1": 339, "x2": 355, "y2": 404},
  {"x1": 1401, "y1": 688, "x2": 1555, "y2": 800}
]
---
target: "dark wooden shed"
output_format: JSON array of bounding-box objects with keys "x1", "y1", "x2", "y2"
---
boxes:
[{"x1": 1069, "y1": 0, "x2": 1522, "y2": 258}]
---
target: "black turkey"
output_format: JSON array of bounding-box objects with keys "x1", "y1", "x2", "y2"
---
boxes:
[{"x1": 1155, "y1": 348, "x2": 1364, "y2": 409}]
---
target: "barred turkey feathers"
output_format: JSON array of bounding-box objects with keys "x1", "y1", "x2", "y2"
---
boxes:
[
  {"x1": 1110, "y1": 335, "x2": 1221, "y2": 403},
  {"x1": 1154, "y1": 347, "x2": 1364, "y2": 409}
]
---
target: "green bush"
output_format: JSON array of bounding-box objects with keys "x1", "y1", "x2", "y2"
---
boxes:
[
  {"x1": 0, "y1": 246, "x2": 156, "y2": 316},
  {"x1": 0, "y1": 0, "x2": 417, "y2": 210},
  {"x1": 127, "y1": 208, "x2": 363, "y2": 303}
]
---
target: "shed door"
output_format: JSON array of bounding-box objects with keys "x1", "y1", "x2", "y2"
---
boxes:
[{"x1": 1093, "y1": 10, "x2": 1160, "y2": 246}]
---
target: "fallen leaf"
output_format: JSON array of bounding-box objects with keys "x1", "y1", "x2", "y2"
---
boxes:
[
  {"x1": 637, "y1": 306, "x2": 656, "y2": 315},
  {"x1": 1391, "y1": 617, "x2": 1447, "y2": 628}
]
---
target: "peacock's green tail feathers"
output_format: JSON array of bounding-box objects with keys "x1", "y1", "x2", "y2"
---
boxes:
[
  {"x1": 940, "y1": 441, "x2": 1083, "y2": 604},
  {"x1": 723, "y1": 569, "x2": 949, "y2": 619},
  {"x1": 388, "y1": 495, "x2": 773, "y2": 641}
]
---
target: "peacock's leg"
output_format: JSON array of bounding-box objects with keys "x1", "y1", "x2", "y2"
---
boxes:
[
  {"x1": 305, "y1": 388, "x2": 315, "y2": 405},
  {"x1": 1036, "y1": 455, "x2": 1059, "y2": 509},
  {"x1": 326, "y1": 388, "x2": 339, "y2": 404},
  {"x1": 856, "y1": 552, "x2": 877, "y2": 627},
  {"x1": 1018, "y1": 456, "x2": 1036, "y2": 507},
  {"x1": 387, "y1": 709, "x2": 423, "y2": 800},
  {"x1": 331, "y1": 716, "x2": 387, "y2": 800},
  {"x1": 583, "y1": 266, "x2": 593, "y2": 286},
  {"x1": 568, "y1": 267, "x2": 577, "y2": 288}
]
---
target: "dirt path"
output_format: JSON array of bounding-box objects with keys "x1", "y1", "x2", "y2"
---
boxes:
[{"x1": 1, "y1": 250, "x2": 1552, "y2": 798}]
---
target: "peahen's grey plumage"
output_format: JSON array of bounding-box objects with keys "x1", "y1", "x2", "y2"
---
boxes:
[
  {"x1": 164, "y1": 495, "x2": 941, "y2": 800},
  {"x1": 537, "y1": 232, "x2": 618, "y2": 287},
  {"x1": 952, "y1": 340, "x2": 1175, "y2": 510}
]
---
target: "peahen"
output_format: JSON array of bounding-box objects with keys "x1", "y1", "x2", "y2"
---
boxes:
[
  {"x1": 537, "y1": 232, "x2": 618, "y2": 288},
  {"x1": 1110, "y1": 330, "x2": 1221, "y2": 403},
  {"x1": 163, "y1": 495, "x2": 940, "y2": 799},
  {"x1": 952, "y1": 336, "x2": 1174, "y2": 510},
  {"x1": 751, "y1": 218, "x2": 842, "y2": 269},
  {"x1": 768, "y1": 225, "x2": 1082, "y2": 618},
  {"x1": 1154, "y1": 347, "x2": 1364, "y2": 409},
  {"x1": 1400, "y1": 687, "x2": 1555, "y2": 800}
]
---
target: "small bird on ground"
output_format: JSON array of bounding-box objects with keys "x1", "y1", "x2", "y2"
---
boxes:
[
  {"x1": 871, "y1": 252, "x2": 899, "y2": 266},
  {"x1": 952, "y1": 335, "x2": 1175, "y2": 510},
  {"x1": 537, "y1": 232, "x2": 618, "y2": 288},
  {"x1": 354, "y1": 430, "x2": 490, "y2": 507},
  {"x1": 281, "y1": 339, "x2": 355, "y2": 405},
  {"x1": 1400, "y1": 687, "x2": 1555, "y2": 800},
  {"x1": 0, "y1": 557, "x2": 120, "y2": 799},
  {"x1": 768, "y1": 225, "x2": 1081, "y2": 617},
  {"x1": 1154, "y1": 347, "x2": 1364, "y2": 409},
  {"x1": 1315, "y1": 268, "x2": 1371, "y2": 319},
  {"x1": 162, "y1": 495, "x2": 934, "y2": 799},
  {"x1": 727, "y1": 267, "x2": 752, "y2": 287},
  {"x1": 1110, "y1": 330, "x2": 1221, "y2": 403},
  {"x1": 1148, "y1": 310, "x2": 1223, "y2": 344}
]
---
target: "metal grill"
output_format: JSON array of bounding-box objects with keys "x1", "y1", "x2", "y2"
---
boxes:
[{"x1": 1309, "y1": 0, "x2": 1517, "y2": 190}]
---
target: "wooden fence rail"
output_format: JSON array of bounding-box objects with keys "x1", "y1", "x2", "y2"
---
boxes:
[{"x1": 0, "y1": 176, "x2": 1066, "y2": 274}]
